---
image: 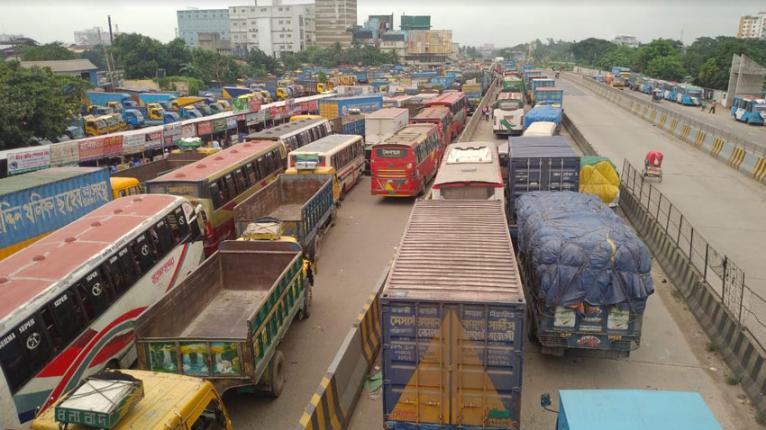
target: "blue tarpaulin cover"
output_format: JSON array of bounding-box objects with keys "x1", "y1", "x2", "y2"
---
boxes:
[
  {"x1": 516, "y1": 191, "x2": 654, "y2": 308},
  {"x1": 523, "y1": 105, "x2": 562, "y2": 128}
]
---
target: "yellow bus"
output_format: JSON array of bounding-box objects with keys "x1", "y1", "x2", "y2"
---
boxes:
[
  {"x1": 289, "y1": 114, "x2": 323, "y2": 122},
  {"x1": 32, "y1": 369, "x2": 232, "y2": 430},
  {"x1": 146, "y1": 140, "x2": 284, "y2": 256},
  {"x1": 286, "y1": 134, "x2": 365, "y2": 202},
  {"x1": 109, "y1": 176, "x2": 141, "y2": 198}
]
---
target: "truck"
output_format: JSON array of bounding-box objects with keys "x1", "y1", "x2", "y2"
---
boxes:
[
  {"x1": 135, "y1": 240, "x2": 311, "y2": 397},
  {"x1": 523, "y1": 105, "x2": 563, "y2": 129},
  {"x1": 86, "y1": 91, "x2": 137, "y2": 110},
  {"x1": 319, "y1": 94, "x2": 384, "y2": 120},
  {"x1": 534, "y1": 87, "x2": 564, "y2": 108},
  {"x1": 515, "y1": 191, "x2": 653, "y2": 356},
  {"x1": 364, "y1": 108, "x2": 409, "y2": 147},
  {"x1": 0, "y1": 167, "x2": 112, "y2": 259},
  {"x1": 541, "y1": 390, "x2": 722, "y2": 430},
  {"x1": 502, "y1": 76, "x2": 524, "y2": 93},
  {"x1": 138, "y1": 92, "x2": 177, "y2": 110},
  {"x1": 32, "y1": 369, "x2": 233, "y2": 430},
  {"x1": 122, "y1": 108, "x2": 145, "y2": 128},
  {"x1": 493, "y1": 96, "x2": 525, "y2": 136},
  {"x1": 382, "y1": 200, "x2": 525, "y2": 429},
  {"x1": 234, "y1": 174, "x2": 335, "y2": 267},
  {"x1": 529, "y1": 78, "x2": 556, "y2": 105},
  {"x1": 112, "y1": 152, "x2": 207, "y2": 185},
  {"x1": 462, "y1": 82, "x2": 483, "y2": 113}
]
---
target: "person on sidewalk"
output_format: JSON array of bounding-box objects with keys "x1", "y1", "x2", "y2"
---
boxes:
[{"x1": 709, "y1": 99, "x2": 717, "y2": 114}]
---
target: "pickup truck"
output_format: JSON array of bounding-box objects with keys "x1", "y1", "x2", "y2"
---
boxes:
[
  {"x1": 234, "y1": 174, "x2": 335, "y2": 269},
  {"x1": 135, "y1": 240, "x2": 310, "y2": 397}
]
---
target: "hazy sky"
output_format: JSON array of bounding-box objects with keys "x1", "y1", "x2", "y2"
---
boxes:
[{"x1": 0, "y1": 0, "x2": 762, "y2": 47}]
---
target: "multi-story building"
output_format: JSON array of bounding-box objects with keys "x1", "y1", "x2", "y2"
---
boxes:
[
  {"x1": 74, "y1": 27, "x2": 118, "y2": 47},
  {"x1": 314, "y1": 0, "x2": 357, "y2": 48},
  {"x1": 404, "y1": 30, "x2": 454, "y2": 64},
  {"x1": 737, "y1": 12, "x2": 766, "y2": 39},
  {"x1": 177, "y1": 8, "x2": 230, "y2": 48},
  {"x1": 229, "y1": 1, "x2": 315, "y2": 57},
  {"x1": 364, "y1": 14, "x2": 394, "y2": 39},
  {"x1": 400, "y1": 15, "x2": 430, "y2": 31},
  {"x1": 198, "y1": 32, "x2": 232, "y2": 55},
  {"x1": 613, "y1": 35, "x2": 639, "y2": 48},
  {"x1": 380, "y1": 32, "x2": 405, "y2": 60}
]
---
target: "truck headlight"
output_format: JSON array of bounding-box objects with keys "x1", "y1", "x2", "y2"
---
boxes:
[{"x1": 553, "y1": 306, "x2": 576, "y2": 328}]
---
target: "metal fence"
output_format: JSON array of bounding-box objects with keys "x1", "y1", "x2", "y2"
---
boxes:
[{"x1": 621, "y1": 161, "x2": 766, "y2": 348}]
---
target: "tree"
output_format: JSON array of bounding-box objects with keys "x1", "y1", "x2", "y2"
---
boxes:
[
  {"x1": 110, "y1": 33, "x2": 166, "y2": 78},
  {"x1": 595, "y1": 45, "x2": 638, "y2": 70},
  {"x1": 697, "y1": 58, "x2": 722, "y2": 89},
  {"x1": 571, "y1": 38, "x2": 616, "y2": 66},
  {"x1": 247, "y1": 48, "x2": 279, "y2": 76},
  {"x1": 634, "y1": 39, "x2": 681, "y2": 72},
  {"x1": 19, "y1": 43, "x2": 76, "y2": 61},
  {"x1": 80, "y1": 48, "x2": 108, "y2": 70},
  {"x1": 0, "y1": 61, "x2": 87, "y2": 149},
  {"x1": 645, "y1": 55, "x2": 687, "y2": 81},
  {"x1": 164, "y1": 38, "x2": 192, "y2": 76}
]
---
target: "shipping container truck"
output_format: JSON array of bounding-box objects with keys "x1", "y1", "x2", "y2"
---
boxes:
[
  {"x1": 506, "y1": 136, "x2": 580, "y2": 222},
  {"x1": 382, "y1": 200, "x2": 525, "y2": 430},
  {"x1": 138, "y1": 93, "x2": 177, "y2": 108},
  {"x1": 86, "y1": 92, "x2": 137, "y2": 110},
  {"x1": 529, "y1": 78, "x2": 556, "y2": 105},
  {"x1": 516, "y1": 192, "x2": 653, "y2": 357},
  {"x1": 462, "y1": 82, "x2": 482, "y2": 113},
  {"x1": 502, "y1": 77, "x2": 524, "y2": 93},
  {"x1": 319, "y1": 94, "x2": 384, "y2": 120},
  {"x1": 523, "y1": 106, "x2": 563, "y2": 129},
  {"x1": 0, "y1": 167, "x2": 112, "y2": 259},
  {"x1": 233, "y1": 174, "x2": 335, "y2": 266},
  {"x1": 365, "y1": 108, "x2": 410, "y2": 147},
  {"x1": 135, "y1": 240, "x2": 310, "y2": 397},
  {"x1": 534, "y1": 87, "x2": 564, "y2": 108},
  {"x1": 493, "y1": 98, "x2": 525, "y2": 136}
]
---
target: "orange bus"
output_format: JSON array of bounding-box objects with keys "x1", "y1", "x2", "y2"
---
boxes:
[
  {"x1": 410, "y1": 106, "x2": 453, "y2": 148},
  {"x1": 145, "y1": 141, "x2": 283, "y2": 255},
  {"x1": 370, "y1": 123, "x2": 441, "y2": 197},
  {"x1": 424, "y1": 92, "x2": 467, "y2": 141}
]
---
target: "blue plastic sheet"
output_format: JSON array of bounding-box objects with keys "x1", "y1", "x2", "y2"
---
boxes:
[
  {"x1": 523, "y1": 105, "x2": 562, "y2": 128},
  {"x1": 516, "y1": 192, "x2": 654, "y2": 309}
]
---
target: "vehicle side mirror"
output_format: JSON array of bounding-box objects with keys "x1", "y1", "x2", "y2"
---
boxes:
[{"x1": 540, "y1": 393, "x2": 552, "y2": 408}]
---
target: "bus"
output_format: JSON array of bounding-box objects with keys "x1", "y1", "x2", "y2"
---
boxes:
[
  {"x1": 0, "y1": 194, "x2": 205, "y2": 428},
  {"x1": 247, "y1": 118, "x2": 332, "y2": 163},
  {"x1": 731, "y1": 95, "x2": 766, "y2": 125},
  {"x1": 424, "y1": 92, "x2": 467, "y2": 141},
  {"x1": 431, "y1": 141, "x2": 504, "y2": 201},
  {"x1": 411, "y1": 106, "x2": 453, "y2": 147},
  {"x1": 109, "y1": 177, "x2": 141, "y2": 199},
  {"x1": 286, "y1": 134, "x2": 365, "y2": 201},
  {"x1": 370, "y1": 123, "x2": 441, "y2": 197},
  {"x1": 145, "y1": 141, "x2": 283, "y2": 256}
]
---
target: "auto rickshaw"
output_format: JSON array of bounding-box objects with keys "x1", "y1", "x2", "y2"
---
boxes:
[
  {"x1": 652, "y1": 88, "x2": 663, "y2": 103},
  {"x1": 643, "y1": 150, "x2": 663, "y2": 182}
]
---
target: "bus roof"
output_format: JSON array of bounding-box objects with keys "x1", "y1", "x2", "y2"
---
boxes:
[
  {"x1": 289, "y1": 134, "x2": 361, "y2": 154},
  {"x1": 434, "y1": 141, "x2": 502, "y2": 187},
  {"x1": 148, "y1": 140, "x2": 278, "y2": 183},
  {"x1": 414, "y1": 106, "x2": 450, "y2": 120},
  {"x1": 246, "y1": 118, "x2": 327, "y2": 140},
  {"x1": 381, "y1": 124, "x2": 437, "y2": 147},
  {"x1": 0, "y1": 167, "x2": 104, "y2": 195},
  {"x1": 365, "y1": 107, "x2": 408, "y2": 119},
  {"x1": 0, "y1": 194, "x2": 183, "y2": 320},
  {"x1": 32, "y1": 370, "x2": 217, "y2": 430},
  {"x1": 425, "y1": 92, "x2": 465, "y2": 106}
]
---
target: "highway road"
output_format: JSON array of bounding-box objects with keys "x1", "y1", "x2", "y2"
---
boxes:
[{"x1": 348, "y1": 92, "x2": 759, "y2": 429}]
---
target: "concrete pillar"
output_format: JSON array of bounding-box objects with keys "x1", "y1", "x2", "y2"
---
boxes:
[{"x1": 726, "y1": 54, "x2": 766, "y2": 108}]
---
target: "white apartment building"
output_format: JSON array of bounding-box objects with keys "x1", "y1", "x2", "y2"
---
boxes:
[
  {"x1": 737, "y1": 12, "x2": 766, "y2": 39},
  {"x1": 229, "y1": 1, "x2": 315, "y2": 57},
  {"x1": 613, "y1": 35, "x2": 639, "y2": 49}
]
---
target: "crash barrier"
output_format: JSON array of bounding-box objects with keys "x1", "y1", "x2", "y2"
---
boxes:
[
  {"x1": 566, "y1": 73, "x2": 766, "y2": 185},
  {"x1": 298, "y1": 266, "x2": 389, "y2": 430},
  {"x1": 561, "y1": 112, "x2": 597, "y2": 157},
  {"x1": 620, "y1": 160, "x2": 766, "y2": 413},
  {"x1": 458, "y1": 77, "x2": 501, "y2": 143}
]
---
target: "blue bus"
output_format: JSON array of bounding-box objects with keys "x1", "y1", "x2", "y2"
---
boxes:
[
  {"x1": 731, "y1": 95, "x2": 766, "y2": 125},
  {"x1": 675, "y1": 84, "x2": 703, "y2": 106}
]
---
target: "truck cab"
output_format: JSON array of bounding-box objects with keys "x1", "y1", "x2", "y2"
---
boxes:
[
  {"x1": 32, "y1": 369, "x2": 232, "y2": 430},
  {"x1": 493, "y1": 95, "x2": 525, "y2": 136},
  {"x1": 84, "y1": 116, "x2": 109, "y2": 136},
  {"x1": 122, "y1": 108, "x2": 145, "y2": 129}
]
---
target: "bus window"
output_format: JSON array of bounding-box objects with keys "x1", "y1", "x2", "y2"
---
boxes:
[
  {"x1": 167, "y1": 208, "x2": 190, "y2": 245},
  {"x1": 103, "y1": 247, "x2": 138, "y2": 297},
  {"x1": 234, "y1": 169, "x2": 247, "y2": 190},
  {"x1": 132, "y1": 234, "x2": 158, "y2": 274},
  {"x1": 245, "y1": 163, "x2": 257, "y2": 184},
  {"x1": 223, "y1": 174, "x2": 238, "y2": 198},
  {"x1": 77, "y1": 270, "x2": 113, "y2": 321},
  {"x1": 152, "y1": 219, "x2": 175, "y2": 256},
  {"x1": 0, "y1": 316, "x2": 54, "y2": 392},
  {"x1": 210, "y1": 183, "x2": 224, "y2": 209},
  {"x1": 41, "y1": 291, "x2": 86, "y2": 352}
]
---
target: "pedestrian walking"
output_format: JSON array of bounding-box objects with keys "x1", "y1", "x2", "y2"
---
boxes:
[
  {"x1": 700, "y1": 101, "x2": 706, "y2": 112},
  {"x1": 709, "y1": 99, "x2": 717, "y2": 114}
]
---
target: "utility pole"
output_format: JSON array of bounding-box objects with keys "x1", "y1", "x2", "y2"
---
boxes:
[{"x1": 108, "y1": 15, "x2": 114, "y2": 44}]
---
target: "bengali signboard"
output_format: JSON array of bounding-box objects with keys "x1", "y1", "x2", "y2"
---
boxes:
[
  {"x1": 226, "y1": 117, "x2": 237, "y2": 130},
  {"x1": 123, "y1": 133, "x2": 146, "y2": 155},
  {"x1": 7, "y1": 147, "x2": 50, "y2": 175},
  {"x1": 102, "y1": 136, "x2": 123, "y2": 158},
  {"x1": 249, "y1": 98, "x2": 261, "y2": 113},
  {"x1": 197, "y1": 121, "x2": 213, "y2": 135},
  {"x1": 163, "y1": 122, "x2": 182, "y2": 138},
  {"x1": 78, "y1": 138, "x2": 104, "y2": 162},
  {"x1": 181, "y1": 123, "x2": 196, "y2": 139},
  {"x1": 50, "y1": 141, "x2": 80, "y2": 166},
  {"x1": 212, "y1": 119, "x2": 227, "y2": 133},
  {"x1": 232, "y1": 98, "x2": 249, "y2": 114},
  {"x1": 269, "y1": 105, "x2": 285, "y2": 120},
  {"x1": 145, "y1": 131, "x2": 164, "y2": 150}
]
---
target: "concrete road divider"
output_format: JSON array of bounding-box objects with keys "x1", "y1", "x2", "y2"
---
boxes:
[
  {"x1": 566, "y1": 72, "x2": 766, "y2": 186},
  {"x1": 457, "y1": 78, "x2": 500, "y2": 143},
  {"x1": 298, "y1": 267, "x2": 389, "y2": 430}
]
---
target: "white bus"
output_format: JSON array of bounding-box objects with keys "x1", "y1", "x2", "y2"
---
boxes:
[
  {"x1": 286, "y1": 134, "x2": 365, "y2": 201},
  {"x1": 247, "y1": 118, "x2": 333, "y2": 160},
  {"x1": 431, "y1": 141, "x2": 505, "y2": 201},
  {"x1": 0, "y1": 194, "x2": 205, "y2": 428}
]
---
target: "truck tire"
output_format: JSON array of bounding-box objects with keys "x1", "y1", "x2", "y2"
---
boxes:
[{"x1": 267, "y1": 351, "x2": 286, "y2": 398}]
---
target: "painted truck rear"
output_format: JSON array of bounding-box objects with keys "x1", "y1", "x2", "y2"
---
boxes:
[
  {"x1": 381, "y1": 200, "x2": 525, "y2": 430},
  {"x1": 135, "y1": 240, "x2": 308, "y2": 394},
  {"x1": 0, "y1": 167, "x2": 112, "y2": 259}
]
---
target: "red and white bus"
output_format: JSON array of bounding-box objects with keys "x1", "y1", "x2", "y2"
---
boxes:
[
  {"x1": 0, "y1": 195, "x2": 205, "y2": 428},
  {"x1": 370, "y1": 123, "x2": 441, "y2": 197},
  {"x1": 424, "y1": 92, "x2": 468, "y2": 141},
  {"x1": 146, "y1": 140, "x2": 283, "y2": 255},
  {"x1": 411, "y1": 106, "x2": 453, "y2": 148},
  {"x1": 431, "y1": 141, "x2": 505, "y2": 201}
]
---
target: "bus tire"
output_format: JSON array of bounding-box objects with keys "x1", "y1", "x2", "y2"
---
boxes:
[{"x1": 267, "y1": 351, "x2": 286, "y2": 398}]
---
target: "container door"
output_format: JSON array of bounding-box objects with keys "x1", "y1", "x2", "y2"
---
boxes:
[{"x1": 450, "y1": 304, "x2": 523, "y2": 429}]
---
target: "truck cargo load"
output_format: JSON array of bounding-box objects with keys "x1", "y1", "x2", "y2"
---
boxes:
[
  {"x1": 523, "y1": 106, "x2": 562, "y2": 129},
  {"x1": 135, "y1": 240, "x2": 309, "y2": 396},
  {"x1": 319, "y1": 94, "x2": 384, "y2": 120},
  {"x1": 516, "y1": 192, "x2": 653, "y2": 356},
  {"x1": 382, "y1": 200, "x2": 525, "y2": 430},
  {"x1": 0, "y1": 167, "x2": 112, "y2": 259},
  {"x1": 365, "y1": 108, "x2": 410, "y2": 147}
]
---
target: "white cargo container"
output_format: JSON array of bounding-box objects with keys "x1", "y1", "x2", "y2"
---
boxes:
[{"x1": 364, "y1": 108, "x2": 410, "y2": 147}]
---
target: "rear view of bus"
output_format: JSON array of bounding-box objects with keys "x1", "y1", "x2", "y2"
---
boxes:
[
  {"x1": 0, "y1": 195, "x2": 205, "y2": 428},
  {"x1": 370, "y1": 124, "x2": 441, "y2": 197},
  {"x1": 431, "y1": 141, "x2": 504, "y2": 201}
]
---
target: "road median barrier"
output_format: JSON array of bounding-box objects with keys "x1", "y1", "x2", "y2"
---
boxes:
[
  {"x1": 565, "y1": 72, "x2": 766, "y2": 185},
  {"x1": 298, "y1": 266, "x2": 389, "y2": 430},
  {"x1": 457, "y1": 78, "x2": 500, "y2": 143}
]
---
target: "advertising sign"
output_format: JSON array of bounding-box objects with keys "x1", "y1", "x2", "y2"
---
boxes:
[
  {"x1": 7, "y1": 147, "x2": 50, "y2": 174},
  {"x1": 123, "y1": 133, "x2": 146, "y2": 154},
  {"x1": 197, "y1": 121, "x2": 213, "y2": 135}
]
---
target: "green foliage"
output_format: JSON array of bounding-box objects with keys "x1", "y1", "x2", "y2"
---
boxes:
[
  {"x1": 155, "y1": 76, "x2": 204, "y2": 96},
  {"x1": 247, "y1": 48, "x2": 279, "y2": 77},
  {"x1": 634, "y1": 39, "x2": 682, "y2": 72},
  {"x1": 80, "y1": 48, "x2": 108, "y2": 70},
  {"x1": 572, "y1": 38, "x2": 616, "y2": 66},
  {"x1": 697, "y1": 58, "x2": 721, "y2": 89},
  {"x1": 111, "y1": 33, "x2": 167, "y2": 78},
  {"x1": 532, "y1": 39, "x2": 575, "y2": 64},
  {"x1": 645, "y1": 55, "x2": 687, "y2": 81},
  {"x1": 317, "y1": 71, "x2": 327, "y2": 83},
  {"x1": 595, "y1": 45, "x2": 637, "y2": 70},
  {"x1": 0, "y1": 61, "x2": 87, "y2": 149},
  {"x1": 277, "y1": 44, "x2": 396, "y2": 70},
  {"x1": 685, "y1": 36, "x2": 766, "y2": 89},
  {"x1": 20, "y1": 43, "x2": 77, "y2": 61}
]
